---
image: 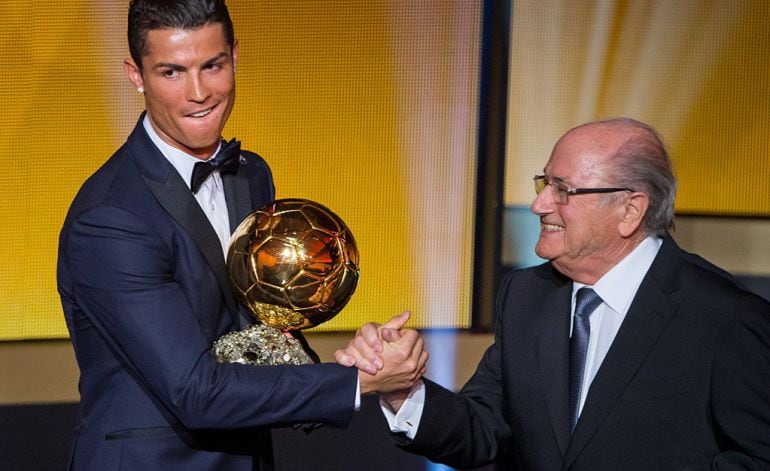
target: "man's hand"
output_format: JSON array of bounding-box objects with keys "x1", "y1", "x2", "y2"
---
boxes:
[
  {"x1": 335, "y1": 311, "x2": 428, "y2": 397},
  {"x1": 334, "y1": 311, "x2": 411, "y2": 374},
  {"x1": 357, "y1": 326, "x2": 427, "y2": 395}
]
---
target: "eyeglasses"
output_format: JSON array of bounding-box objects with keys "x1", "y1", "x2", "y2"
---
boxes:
[{"x1": 533, "y1": 175, "x2": 634, "y2": 205}]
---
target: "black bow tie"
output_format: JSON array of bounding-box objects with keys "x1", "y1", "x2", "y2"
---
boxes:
[{"x1": 190, "y1": 138, "x2": 241, "y2": 194}]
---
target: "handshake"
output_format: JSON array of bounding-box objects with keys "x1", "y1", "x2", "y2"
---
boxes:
[{"x1": 334, "y1": 311, "x2": 428, "y2": 411}]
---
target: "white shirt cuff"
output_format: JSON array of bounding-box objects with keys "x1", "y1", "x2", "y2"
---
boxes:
[
  {"x1": 354, "y1": 375, "x2": 361, "y2": 410},
  {"x1": 379, "y1": 379, "x2": 425, "y2": 440}
]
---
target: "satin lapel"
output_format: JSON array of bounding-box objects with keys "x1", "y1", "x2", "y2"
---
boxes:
[
  {"x1": 223, "y1": 167, "x2": 252, "y2": 234},
  {"x1": 125, "y1": 117, "x2": 242, "y2": 326},
  {"x1": 564, "y1": 239, "x2": 682, "y2": 467},
  {"x1": 538, "y1": 281, "x2": 573, "y2": 456},
  {"x1": 142, "y1": 171, "x2": 241, "y2": 322},
  {"x1": 222, "y1": 167, "x2": 254, "y2": 329}
]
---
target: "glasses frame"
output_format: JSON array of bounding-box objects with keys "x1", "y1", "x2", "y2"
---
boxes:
[{"x1": 533, "y1": 175, "x2": 634, "y2": 205}]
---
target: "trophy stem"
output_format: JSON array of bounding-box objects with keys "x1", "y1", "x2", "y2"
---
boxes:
[{"x1": 250, "y1": 302, "x2": 309, "y2": 329}]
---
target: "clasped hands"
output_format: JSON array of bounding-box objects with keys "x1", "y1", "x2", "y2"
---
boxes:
[{"x1": 335, "y1": 311, "x2": 428, "y2": 409}]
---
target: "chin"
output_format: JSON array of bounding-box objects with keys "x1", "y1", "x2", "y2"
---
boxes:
[
  {"x1": 183, "y1": 136, "x2": 220, "y2": 152},
  {"x1": 533, "y1": 245, "x2": 551, "y2": 261}
]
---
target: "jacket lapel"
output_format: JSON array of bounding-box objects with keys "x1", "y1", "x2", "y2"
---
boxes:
[
  {"x1": 127, "y1": 116, "x2": 243, "y2": 327},
  {"x1": 538, "y1": 279, "x2": 574, "y2": 456},
  {"x1": 222, "y1": 165, "x2": 257, "y2": 329},
  {"x1": 143, "y1": 172, "x2": 241, "y2": 320},
  {"x1": 563, "y1": 237, "x2": 683, "y2": 467},
  {"x1": 222, "y1": 167, "x2": 253, "y2": 234}
]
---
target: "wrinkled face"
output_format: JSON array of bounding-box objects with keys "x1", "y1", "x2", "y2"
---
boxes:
[
  {"x1": 125, "y1": 23, "x2": 238, "y2": 159},
  {"x1": 530, "y1": 126, "x2": 629, "y2": 281}
]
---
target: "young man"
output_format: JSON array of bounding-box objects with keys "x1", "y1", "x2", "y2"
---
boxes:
[{"x1": 58, "y1": 1, "x2": 425, "y2": 469}]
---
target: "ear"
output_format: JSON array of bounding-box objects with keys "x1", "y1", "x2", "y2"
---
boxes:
[
  {"x1": 618, "y1": 192, "x2": 649, "y2": 238},
  {"x1": 123, "y1": 58, "x2": 144, "y2": 91}
]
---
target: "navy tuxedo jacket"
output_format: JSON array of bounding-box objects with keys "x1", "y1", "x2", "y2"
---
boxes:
[
  {"x1": 403, "y1": 237, "x2": 770, "y2": 470},
  {"x1": 58, "y1": 115, "x2": 357, "y2": 470}
]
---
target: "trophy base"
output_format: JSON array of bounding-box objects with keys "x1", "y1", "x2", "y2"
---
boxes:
[{"x1": 213, "y1": 324, "x2": 313, "y2": 365}]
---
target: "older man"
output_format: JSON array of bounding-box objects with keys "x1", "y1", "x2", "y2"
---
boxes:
[{"x1": 340, "y1": 118, "x2": 770, "y2": 470}]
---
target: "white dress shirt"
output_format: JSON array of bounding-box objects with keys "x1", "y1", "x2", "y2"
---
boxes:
[
  {"x1": 570, "y1": 235, "x2": 662, "y2": 416},
  {"x1": 385, "y1": 236, "x2": 663, "y2": 439},
  {"x1": 142, "y1": 116, "x2": 232, "y2": 257}
]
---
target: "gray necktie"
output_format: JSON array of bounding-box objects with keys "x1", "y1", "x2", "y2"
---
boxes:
[{"x1": 569, "y1": 287, "x2": 602, "y2": 432}]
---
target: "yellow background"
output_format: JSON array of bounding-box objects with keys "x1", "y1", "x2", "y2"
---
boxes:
[
  {"x1": 505, "y1": 0, "x2": 770, "y2": 215},
  {"x1": 3, "y1": 1, "x2": 768, "y2": 341},
  {"x1": 0, "y1": 1, "x2": 480, "y2": 340}
]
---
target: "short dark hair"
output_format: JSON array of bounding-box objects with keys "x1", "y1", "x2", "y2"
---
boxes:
[{"x1": 128, "y1": 0, "x2": 235, "y2": 72}]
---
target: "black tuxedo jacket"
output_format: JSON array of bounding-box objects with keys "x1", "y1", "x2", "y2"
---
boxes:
[
  {"x1": 403, "y1": 236, "x2": 770, "y2": 470},
  {"x1": 58, "y1": 115, "x2": 357, "y2": 470}
]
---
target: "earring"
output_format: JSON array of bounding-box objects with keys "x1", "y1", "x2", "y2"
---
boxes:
[{"x1": 137, "y1": 87, "x2": 144, "y2": 93}]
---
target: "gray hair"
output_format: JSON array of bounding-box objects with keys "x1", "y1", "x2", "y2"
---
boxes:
[{"x1": 577, "y1": 117, "x2": 677, "y2": 234}]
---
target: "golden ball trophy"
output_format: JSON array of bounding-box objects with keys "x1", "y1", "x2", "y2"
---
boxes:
[{"x1": 213, "y1": 199, "x2": 360, "y2": 366}]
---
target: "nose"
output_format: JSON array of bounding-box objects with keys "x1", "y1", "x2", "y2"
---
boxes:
[
  {"x1": 530, "y1": 185, "x2": 555, "y2": 216},
  {"x1": 186, "y1": 73, "x2": 211, "y2": 103}
]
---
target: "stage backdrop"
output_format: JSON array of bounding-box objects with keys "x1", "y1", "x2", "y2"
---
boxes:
[
  {"x1": 0, "y1": 0, "x2": 481, "y2": 340},
  {"x1": 505, "y1": 0, "x2": 769, "y2": 216},
  {"x1": 5, "y1": 0, "x2": 767, "y2": 341}
]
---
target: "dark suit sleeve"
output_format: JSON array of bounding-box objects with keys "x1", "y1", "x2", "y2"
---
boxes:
[
  {"x1": 398, "y1": 274, "x2": 516, "y2": 469},
  {"x1": 710, "y1": 293, "x2": 770, "y2": 469},
  {"x1": 402, "y1": 356, "x2": 510, "y2": 469},
  {"x1": 62, "y1": 204, "x2": 357, "y2": 430}
]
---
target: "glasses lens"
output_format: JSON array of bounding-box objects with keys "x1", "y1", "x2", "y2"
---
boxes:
[
  {"x1": 554, "y1": 185, "x2": 568, "y2": 204},
  {"x1": 534, "y1": 176, "x2": 569, "y2": 204}
]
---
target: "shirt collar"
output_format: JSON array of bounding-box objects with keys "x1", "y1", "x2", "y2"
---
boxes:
[
  {"x1": 573, "y1": 235, "x2": 663, "y2": 315},
  {"x1": 142, "y1": 114, "x2": 222, "y2": 189}
]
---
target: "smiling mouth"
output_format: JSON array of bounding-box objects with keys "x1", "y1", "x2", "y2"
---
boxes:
[
  {"x1": 189, "y1": 107, "x2": 215, "y2": 118},
  {"x1": 541, "y1": 223, "x2": 564, "y2": 232}
]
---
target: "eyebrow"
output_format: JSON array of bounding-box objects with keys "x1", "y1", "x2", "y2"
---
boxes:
[
  {"x1": 152, "y1": 52, "x2": 229, "y2": 71},
  {"x1": 202, "y1": 52, "x2": 229, "y2": 67},
  {"x1": 542, "y1": 171, "x2": 566, "y2": 184}
]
